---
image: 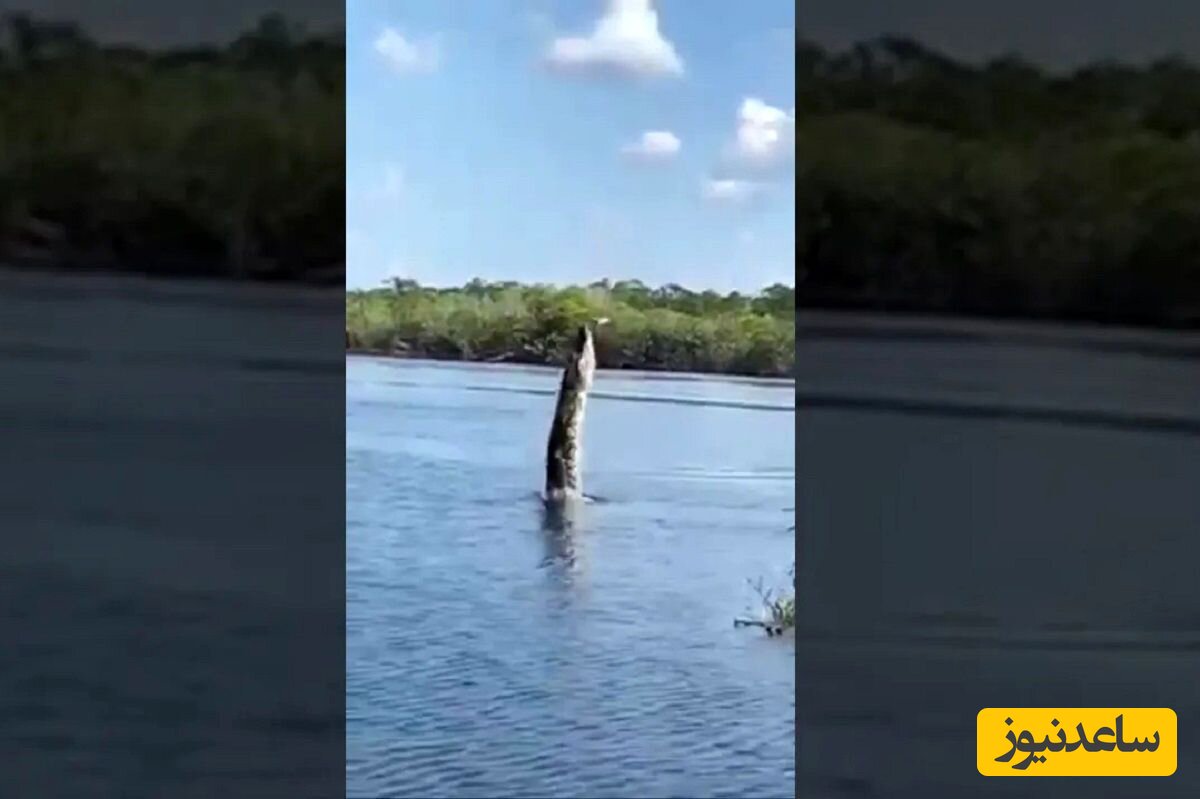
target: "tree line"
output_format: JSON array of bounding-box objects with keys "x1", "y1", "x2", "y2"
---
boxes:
[
  {"x1": 798, "y1": 36, "x2": 1200, "y2": 327},
  {"x1": 0, "y1": 13, "x2": 343, "y2": 283},
  {"x1": 347, "y1": 279, "x2": 796, "y2": 378}
]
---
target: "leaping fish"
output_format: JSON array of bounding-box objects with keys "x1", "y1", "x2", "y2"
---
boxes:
[{"x1": 544, "y1": 318, "x2": 607, "y2": 500}]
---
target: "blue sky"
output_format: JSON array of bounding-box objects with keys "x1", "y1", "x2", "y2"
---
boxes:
[{"x1": 346, "y1": 0, "x2": 795, "y2": 293}]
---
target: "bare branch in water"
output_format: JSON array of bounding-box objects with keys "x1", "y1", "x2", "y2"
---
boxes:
[{"x1": 736, "y1": 562, "x2": 795, "y2": 636}]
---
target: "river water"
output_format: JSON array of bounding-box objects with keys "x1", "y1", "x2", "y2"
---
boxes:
[
  {"x1": 0, "y1": 268, "x2": 345, "y2": 798},
  {"x1": 346, "y1": 357, "x2": 796, "y2": 798},
  {"x1": 797, "y1": 312, "x2": 1200, "y2": 798}
]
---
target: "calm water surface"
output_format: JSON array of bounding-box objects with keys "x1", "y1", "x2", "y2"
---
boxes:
[
  {"x1": 798, "y1": 315, "x2": 1200, "y2": 798},
  {"x1": 2, "y1": 269, "x2": 344, "y2": 797},
  {"x1": 347, "y1": 357, "x2": 796, "y2": 799}
]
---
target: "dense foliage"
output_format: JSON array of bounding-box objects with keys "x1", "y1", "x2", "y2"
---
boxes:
[
  {"x1": 798, "y1": 37, "x2": 1200, "y2": 327},
  {"x1": 347, "y1": 279, "x2": 796, "y2": 377},
  {"x1": 0, "y1": 13, "x2": 343, "y2": 282}
]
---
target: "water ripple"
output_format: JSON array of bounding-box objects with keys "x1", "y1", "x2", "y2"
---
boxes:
[{"x1": 347, "y1": 361, "x2": 795, "y2": 798}]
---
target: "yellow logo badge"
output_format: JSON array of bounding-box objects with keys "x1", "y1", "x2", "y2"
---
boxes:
[{"x1": 977, "y1": 708, "x2": 1176, "y2": 777}]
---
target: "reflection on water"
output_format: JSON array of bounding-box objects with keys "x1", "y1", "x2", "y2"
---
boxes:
[
  {"x1": 539, "y1": 498, "x2": 584, "y2": 575},
  {"x1": 347, "y1": 357, "x2": 795, "y2": 799}
]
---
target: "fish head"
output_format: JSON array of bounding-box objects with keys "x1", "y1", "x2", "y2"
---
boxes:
[
  {"x1": 572, "y1": 323, "x2": 592, "y2": 354},
  {"x1": 565, "y1": 323, "x2": 598, "y2": 391}
]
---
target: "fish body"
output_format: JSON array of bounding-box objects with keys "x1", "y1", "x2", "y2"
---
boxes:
[{"x1": 545, "y1": 324, "x2": 598, "y2": 500}]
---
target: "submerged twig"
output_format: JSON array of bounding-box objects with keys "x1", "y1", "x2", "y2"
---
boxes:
[
  {"x1": 736, "y1": 562, "x2": 795, "y2": 636},
  {"x1": 733, "y1": 617, "x2": 789, "y2": 637}
]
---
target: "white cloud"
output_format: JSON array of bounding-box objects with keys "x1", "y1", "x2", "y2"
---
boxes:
[
  {"x1": 702, "y1": 98, "x2": 795, "y2": 206},
  {"x1": 620, "y1": 130, "x2": 681, "y2": 162},
  {"x1": 727, "y1": 98, "x2": 795, "y2": 168},
  {"x1": 701, "y1": 179, "x2": 763, "y2": 204},
  {"x1": 374, "y1": 27, "x2": 439, "y2": 74},
  {"x1": 545, "y1": 0, "x2": 683, "y2": 78}
]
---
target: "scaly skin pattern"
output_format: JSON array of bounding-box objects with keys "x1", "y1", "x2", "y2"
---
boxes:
[{"x1": 545, "y1": 325, "x2": 596, "y2": 500}]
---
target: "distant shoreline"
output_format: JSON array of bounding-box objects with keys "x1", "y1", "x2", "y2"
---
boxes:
[{"x1": 345, "y1": 348, "x2": 797, "y2": 384}]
